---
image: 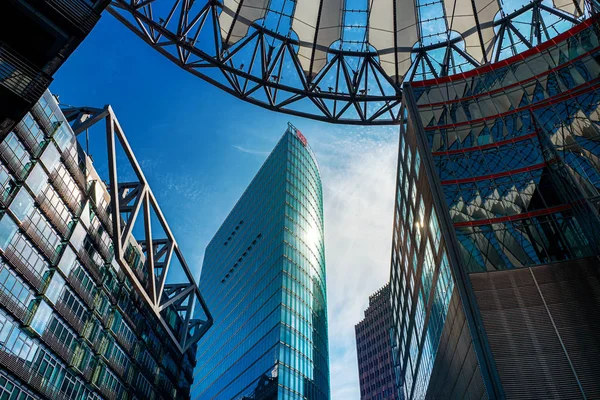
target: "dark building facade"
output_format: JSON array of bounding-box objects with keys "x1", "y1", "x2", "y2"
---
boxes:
[
  {"x1": 391, "y1": 16, "x2": 600, "y2": 400},
  {"x1": 192, "y1": 125, "x2": 330, "y2": 400},
  {"x1": 0, "y1": 0, "x2": 109, "y2": 139},
  {"x1": 355, "y1": 284, "x2": 399, "y2": 400},
  {"x1": 0, "y1": 90, "x2": 211, "y2": 399}
]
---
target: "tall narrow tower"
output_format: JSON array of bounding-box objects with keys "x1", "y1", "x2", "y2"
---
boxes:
[
  {"x1": 193, "y1": 124, "x2": 330, "y2": 400},
  {"x1": 355, "y1": 284, "x2": 399, "y2": 400}
]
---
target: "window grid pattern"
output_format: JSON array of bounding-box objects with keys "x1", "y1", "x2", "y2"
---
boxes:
[
  {"x1": 0, "y1": 91, "x2": 199, "y2": 400},
  {"x1": 410, "y1": 20, "x2": 600, "y2": 272},
  {"x1": 390, "y1": 126, "x2": 455, "y2": 400},
  {"x1": 193, "y1": 127, "x2": 329, "y2": 400}
]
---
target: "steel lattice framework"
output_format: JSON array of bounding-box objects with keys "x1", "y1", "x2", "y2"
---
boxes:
[
  {"x1": 62, "y1": 105, "x2": 213, "y2": 353},
  {"x1": 109, "y1": 0, "x2": 591, "y2": 124}
]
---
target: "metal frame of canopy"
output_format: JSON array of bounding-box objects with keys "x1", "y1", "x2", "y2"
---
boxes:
[{"x1": 108, "y1": 0, "x2": 587, "y2": 124}]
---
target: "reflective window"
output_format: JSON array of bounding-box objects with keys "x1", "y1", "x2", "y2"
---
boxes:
[{"x1": 10, "y1": 188, "x2": 34, "y2": 221}]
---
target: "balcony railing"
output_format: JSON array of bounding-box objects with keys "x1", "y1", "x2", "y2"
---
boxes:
[
  {"x1": 0, "y1": 141, "x2": 30, "y2": 181},
  {"x1": 77, "y1": 248, "x2": 103, "y2": 284},
  {"x1": 90, "y1": 229, "x2": 113, "y2": 263},
  {"x1": 13, "y1": 124, "x2": 44, "y2": 157},
  {"x1": 0, "y1": 43, "x2": 52, "y2": 103},
  {"x1": 46, "y1": 0, "x2": 102, "y2": 34},
  {"x1": 40, "y1": 328, "x2": 75, "y2": 363},
  {"x1": 36, "y1": 190, "x2": 72, "y2": 239},
  {"x1": 49, "y1": 169, "x2": 83, "y2": 216},
  {"x1": 67, "y1": 272, "x2": 96, "y2": 308},
  {"x1": 73, "y1": 358, "x2": 94, "y2": 382},
  {"x1": 112, "y1": 332, "x2": 135, "y2": 357},
  {"x1": 0, "y1": 288, "x2": 32, "y2": 324},
  {"x1": 61, "y1": 148, "x2": 87, "y2": 192},
  {"x1": 21, "y1": 217, "x2": 60, "y2": 265},
  {"x1": 105, "y1": 356, "x2": 127, "y2": 381},
  {"x1": 3, "y1": 242, "x2": 46, "y2": 292},
  {"x1": 0, "y1": 186, "x2": 16, "y2": 209},
  {"x1": 96, "y1": 382, "x2": 120, "y2": 400},
  {"x1": 0, "y1": 347, "x2": 71, "y2": 400},
  {"x1": 55, "y1": 298, "x2": 86, "y2": 334},
  {"x1": 95, "y1": 205, "x2": 113, "y2": 238},
  {"x1": 30, "y1": 104, "x2": 59, "y2": 136}
]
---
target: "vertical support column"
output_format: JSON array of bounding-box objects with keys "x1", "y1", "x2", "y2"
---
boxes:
[
  {"x1": 106, "y1": 107, "x2": 123, "y2": 260},
  {"x1": 143, "y1": 193, "x2": 157, "y2": 305}
]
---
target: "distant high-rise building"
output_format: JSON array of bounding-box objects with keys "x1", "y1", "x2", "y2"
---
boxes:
[
  {"x1": 0, "y1": 0, "x2": 110, "y2": 138},
  {"x1": 192, "y1": 124, "x2": 330, "y2": 400},
  {"x1": 355, "y1": 284, "x2": 399, "y2": 400},
  {"x1": 390, "y1": 17, "x2": 600, "y2": 400},
  {"x1": 0, "y1": 90, "x2": 211, "y2": 399}
]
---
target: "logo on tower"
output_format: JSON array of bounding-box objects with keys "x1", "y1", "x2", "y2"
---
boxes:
[{"x1": 296, "y1": 130, "x2": 307, "y2": 147}]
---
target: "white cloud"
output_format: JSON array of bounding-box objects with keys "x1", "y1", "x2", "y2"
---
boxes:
[
  {"x1": 231, "y1": 144, "x2": 270, "y2": 156},
  {"x1": 309, "y1": 126, "x2": 398, "y2": 399}
]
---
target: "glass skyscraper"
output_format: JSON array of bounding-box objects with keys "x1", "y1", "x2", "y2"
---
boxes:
[
  {"x1": 390, "y1": 16, "x2": 600, "y2": 400},
  {"x1": 192, "y1": 124, "x2": 330, "y2": 400}
]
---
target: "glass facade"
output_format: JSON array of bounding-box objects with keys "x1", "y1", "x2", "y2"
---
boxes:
[
  {"x1": 389, "y1": 114, "x2": 459, "y2": 400},
  {"x1": 192, "y1": 125, "x2": 330, "y2": 400},
  {"x1": 355, "y1": 284, "x2": 399, "y2": 400},
  {"x1": 391, "y1": 15, "x2": 600, "y2": 400},
  {"x1": 408, "y1": 16, "x2": 600, "y2": 272},
  {"x1": 0, "y1": 91, "x2": 201, "y2": 400}
]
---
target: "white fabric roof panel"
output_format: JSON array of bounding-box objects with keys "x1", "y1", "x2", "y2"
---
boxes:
[
  {"x1": 553, "y1": 0, "x2": 584, "y2": 15},
  {"x1": 368, "y1": 0, "x2": 420, "y2": 82},
  {"x1": 292, "y1": 0, "x2": 344, "y2": 77},
  {"x1": 219, "y1": 0, "x2": 270, "y2": 46},
  {"x1": 444, "y1": 0, "x2": 500, "y2": 63}
]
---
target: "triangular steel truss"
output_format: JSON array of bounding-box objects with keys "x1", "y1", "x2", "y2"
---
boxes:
[
  {"x1": 107, "y1": 0, "x2": 585, "y2": 124},
  {"x1": 62, "y1": 105, "x2": 213, "y2": 354}
]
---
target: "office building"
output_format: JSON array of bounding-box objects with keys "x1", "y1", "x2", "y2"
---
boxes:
[
  {"x1": 192, "y1": 124, "x2": 330, "y2": 399},
  {"x1": 0, "y1": 90, "x2": 211, "y2": 399},
  {"x1": 0, "y1": 0, "x2": 110, "y2": 139},
  {"x1": 355, "y1": 284, "x2": 398, "y2": 400},
  {"x1": 390, "y1": 16, "x2": 600, "y2": 399}
]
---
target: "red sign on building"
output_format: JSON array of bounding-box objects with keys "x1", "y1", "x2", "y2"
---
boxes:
[{"x1": 296, "y1": 129, "x2": 307, "y2": 146}]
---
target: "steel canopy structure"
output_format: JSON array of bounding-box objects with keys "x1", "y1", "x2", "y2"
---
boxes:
[{"x1": 109, "y1": 0, "x2": 592, "y2": 124}]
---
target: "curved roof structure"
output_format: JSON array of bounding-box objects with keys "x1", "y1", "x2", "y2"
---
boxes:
[{"x1": 109, "y1": 0, "x2": 594, "y2": 124}]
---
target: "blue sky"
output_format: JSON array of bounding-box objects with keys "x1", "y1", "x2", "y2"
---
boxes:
[{"x1": 53, "y1": 13, "x2": 398, "y2": 399}]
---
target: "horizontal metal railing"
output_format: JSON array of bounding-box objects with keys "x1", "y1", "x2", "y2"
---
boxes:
[
  {"x1": 55, "y1": 298, "x2": 86, "y2": 334},
  {"x1": 94, "y1": 203, "x2": 113, "y2": 238},
  {"x1": 3, "y1": 242, "x2": 46, "y2": 292},
  {"x1": 89, "y1": 228, "x2": 113, "y2": 263},
  {"x1": 21, "y1": 217, "x2": 60, "y2": 265},
  {"x1": 46, "y1": 0, "x2": 101, "y2": 33},
  {"x1": 36, "y1": 190, "x2": 72, "y2": 239},
  {"x1": 77, "y1": 248, "x2": 103, "y2": 284},
  {"x1": 111, "y1": 327, "x2": 135, "y2": 355},
  {"x1": 0, "y1": 141, "x2": 30, "y2": 181},
  {"x1": 49, "y1": 169, "x2": 83, "y2": 216},
  {"x1": 0, "y1": 347, "x2": 71, "y2": 400},
  {"x1": 41, "y1": 327, "x2": 74, "y2": 363},
  {"x1": 13, "y1": 123, "x2": 44, "y2": 157},
  {"x1": 30, "y1": 103, "x2": 59, "y2": 136},
  {"x1": 67, "y1": 272, "x2": 96, "y2": 308},
  {"x1": 105, "y1": 355, "x2": 127, "y2": 381},
  {"x1": 0, "y1": 288, "x2": 32, "y2": 324},
  {"x1": 0, "y1": 43, "x2": 52, "y2": 103},
  {"x1": 61, "y1": 148, "x2": 87, "y2": 192}
]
